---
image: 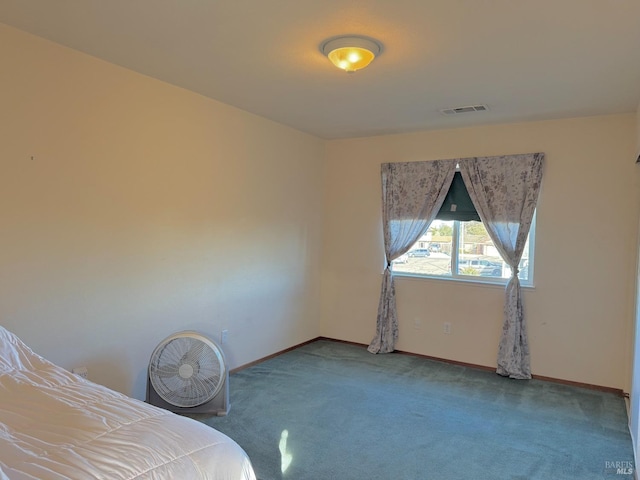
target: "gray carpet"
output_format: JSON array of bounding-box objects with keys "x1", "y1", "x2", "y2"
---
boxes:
[{"x1": 200, "y1": 339, "x2": 634, "y2": 480}]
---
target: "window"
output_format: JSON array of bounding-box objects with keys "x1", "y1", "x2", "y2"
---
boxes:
[
  {"x1": 391, "y1": 169, "x2": 535, "y2": 285},
  {"x1": 392, "y1": 217, "x2": 535, "y2": 285}
]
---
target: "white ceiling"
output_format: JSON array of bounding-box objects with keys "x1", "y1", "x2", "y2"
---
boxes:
[{"x1": 1, "y1": 1, "x2": 639, "y2": 139}]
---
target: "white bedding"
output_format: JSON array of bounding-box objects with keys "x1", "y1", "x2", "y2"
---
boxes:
[{"x1": 0, "y1": 326, "x2": 256, "y2": 480}]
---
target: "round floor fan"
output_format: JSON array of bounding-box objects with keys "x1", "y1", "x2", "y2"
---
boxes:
[{"x1": 146, "y1": 331, "x2": 230, "y2": 416}]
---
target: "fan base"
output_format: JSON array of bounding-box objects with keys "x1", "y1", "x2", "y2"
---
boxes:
[{"x1": 146, "y1": 377, "x2": 230, "y2": 416}]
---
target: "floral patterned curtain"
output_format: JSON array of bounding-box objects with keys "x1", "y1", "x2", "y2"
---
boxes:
[
  {"x1": 459, "y1": 153, "x2": 544, "y2": 379},
  {"x1": 368, "y1": 160, "x2": 457, "y2": 354}
]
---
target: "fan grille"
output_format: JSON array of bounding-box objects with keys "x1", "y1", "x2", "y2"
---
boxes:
[{"x1": 149, "y1": 333, "x2": 225, "y2": 408}]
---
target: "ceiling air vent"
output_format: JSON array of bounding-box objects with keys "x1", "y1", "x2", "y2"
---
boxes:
[{"x1": 440, "y1": 104, "x2": 489, "y2": 115}]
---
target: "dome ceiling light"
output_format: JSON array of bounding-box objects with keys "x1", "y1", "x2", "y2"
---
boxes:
[{"x1": 321, "y1": 35, "x2": 382, "y2": 73}]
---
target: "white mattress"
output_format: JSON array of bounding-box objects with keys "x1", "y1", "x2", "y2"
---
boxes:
[{"x1": 0, "y1": 326, "x2": 256, "y2": 480}]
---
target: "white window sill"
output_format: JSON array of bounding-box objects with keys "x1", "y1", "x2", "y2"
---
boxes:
[{"x1": 391, "y1": 271, "x2": 536, "y2": 290}]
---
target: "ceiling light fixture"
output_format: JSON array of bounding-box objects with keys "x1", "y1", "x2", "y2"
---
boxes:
[{"x1": 321, "y1": 35, "x2": 382, "y2": 73}]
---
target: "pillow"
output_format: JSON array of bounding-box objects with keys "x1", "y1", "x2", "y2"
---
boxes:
[{"x1": 0, "y1": 326, "x2": 46, "y2": 373}]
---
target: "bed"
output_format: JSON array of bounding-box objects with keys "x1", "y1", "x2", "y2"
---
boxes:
[{"x1": 0, "y1": 326, "x2": 257, "y2": 480}]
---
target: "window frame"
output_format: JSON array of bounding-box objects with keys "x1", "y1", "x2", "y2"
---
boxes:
[{"x1": 393, "y1": 213, "x2": 536, "y2": 287}]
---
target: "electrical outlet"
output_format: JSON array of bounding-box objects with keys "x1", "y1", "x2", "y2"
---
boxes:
[
  {"x1": 413, "y1": 317, "x2": 422, "y2": 329},
  {"x1": 72, "y1": 366, "x2": 88, "y2": 379},
  {"x1": 443, "y1": 322, "x2": 452, "y2": 335},
  {"x1": 221, "y1": 329, "x2": 229, "y2": 345}
]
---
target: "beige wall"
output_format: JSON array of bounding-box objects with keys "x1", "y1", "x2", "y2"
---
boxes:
[
  {"x1": 321, "y1": 114, "x2": 640, "y2": 391},
  {"x1": 637, "y1": 102, "x2": 640, "y2": 159},
  {"x1": 630, "y1": 102, "x2": 640, "y2": 458},
  {"x1": 0, "y1": 24, "x2": 324, "y2": 399}
]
